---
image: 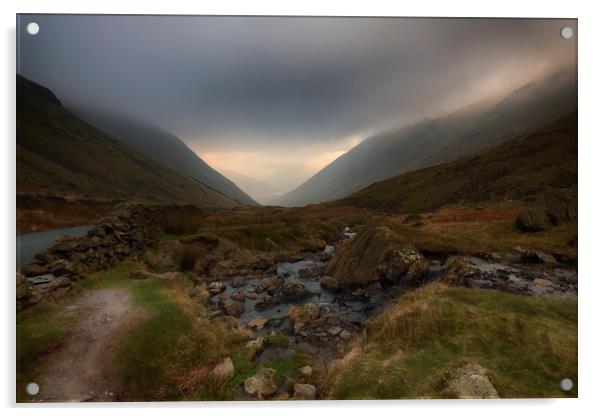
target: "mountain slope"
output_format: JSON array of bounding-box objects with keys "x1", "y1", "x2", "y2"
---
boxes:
[
  {"x1": 16, "y1": 75, "x2": 239, "y2": 208},
  {"x1": 332, "y1": 112, "x2": 577, "y2": 213},
  {"x1": 72, "y1": 110, "x2": 257, "y2": 206},
  {"x1": 278, "y1": 69, "x2": 576, "y2": 207}
]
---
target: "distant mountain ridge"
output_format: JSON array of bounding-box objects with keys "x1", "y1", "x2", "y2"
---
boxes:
[
  {"x1": 277, "y1": 69, "x2": 577, "y2": 207},
  {"x1": 332, "y1": 112, "x2": 577, "y2": 213},
  {"x1": 16, "y1": 75, "x2": 239, "y2": 208},
  {"x1": 71, "y1": 110, "x2": 258, "y2": 206}
]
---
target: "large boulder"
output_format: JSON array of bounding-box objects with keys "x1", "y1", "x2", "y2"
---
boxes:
[
  {"x1": 544, "y1": 189, "x2": 578, "y2": 224},
  {"x1": 440, "y1": 257, "x2": 482, "y2": 287},
  {"x1": 244, "y1": 368, "x2": 278, "y2": 398},
  {"x1": 441, "y1": 363, "x2": 499, "y2": 399},
  {"x1": 293, "y1": 383, "x2": 317, "y2": 400},
  {"x1": 19, "y1": 264, "x2": 49, "y2": 277},
  {"x1": 515, "y1": 207, "x2": 553, "y2": 232},
  {"x1": 324, "y1": 225, "x2": 424, "y2": 287}
]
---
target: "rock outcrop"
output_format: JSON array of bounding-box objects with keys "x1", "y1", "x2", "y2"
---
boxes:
[
  {"x1": 441, "y1": 363, "x2": 499, "y2": 399},
  {"x1": 324, "y1": 225, "x2": 427, "y2": 287}
]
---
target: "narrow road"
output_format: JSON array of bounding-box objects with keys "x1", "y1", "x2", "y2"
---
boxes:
[{"x1": 34, "y1": 287, "x2": 141, "y2": 402}]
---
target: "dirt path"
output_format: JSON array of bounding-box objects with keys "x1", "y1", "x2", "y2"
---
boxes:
[{"x1": 34, "y1": 287, "x2": 142, "y2": 402}]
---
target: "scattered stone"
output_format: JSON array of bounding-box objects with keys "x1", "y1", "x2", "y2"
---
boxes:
[
  {"x1": 208, "y1": 281, "x2": 226, "y2": 295},
  {"x1": 246, "y1": 337, "x2": 266, "y2": 355},
  {"x1": 230, "y1": 291, "x2": 246, "y2": 302},
  {"x1": 293, "y1": 383, "x2": 317, "y2": 400},
  {"x1": 231, "y1": 276, "x2": 247, "y2": 288},
  {"x1": 532, "y1": 278, "x2": 553, "y2": 287},
  {"x1": 223, "y1": 301, "x2": 245, "y2": 317},
  {"x1": 442, "y1": 363, "x2": 499, "y2": 399},
  {"x1": 320, "y1": 276, "x2": 340, "y2": 292},
  {"x1": 246, "y1": 291, "x2": 258, "y2": 300},
  {"x1": 299, "y1": 365, "x2": 313, "y2": 376},
  {"x1": 328, "y1": 326, "x2": 342, "y2": 336},
  {"x1": 244, "y1": 368, "x2": 278, "y2": 398},
  {"x1": 211, "y1": 357, "x2": 235, "y2": 380},
  {"x1": 248, "y1": 316, "x2": 268, "y2": 331},
  {"x1": 339, "y1": 329, "x2": 352, "y2": 340}
]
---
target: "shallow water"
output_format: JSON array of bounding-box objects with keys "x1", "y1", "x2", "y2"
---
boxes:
[{"x1": 211, "y1": 256, "x2": 393, "y2": 335}]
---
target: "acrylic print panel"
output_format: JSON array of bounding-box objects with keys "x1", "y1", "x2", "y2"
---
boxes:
[{"x1": 16, "y1": 14, "x2": 577, "y2": 402}]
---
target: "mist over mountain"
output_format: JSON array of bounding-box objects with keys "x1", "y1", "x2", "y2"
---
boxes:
[
  {"x1": 276, "y1": 69, "x2": 577, "y2": 207},
  {"x1": 71, "y1": 109, "x2": 258, "y2": 206},
  {"x1": 16, "y1": 75, "x2": 239, "y2": 208}
]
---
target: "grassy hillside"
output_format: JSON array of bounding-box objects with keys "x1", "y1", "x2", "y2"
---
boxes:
[
  {"x1": 334, "y1": 112, "x2": 577, "y2": 214},
  {"x1": 278, "y1": 69, "x2": 576, "y2": 207},
  {"x1": 16, "y1": 75, "x2": 238, "y2": 208},
  {"x1": 327, "y1": 283, "x2": 577, "y2": 399},
  {"x1": 73, "y1": 110, "x2": 258, "y2": 205}
]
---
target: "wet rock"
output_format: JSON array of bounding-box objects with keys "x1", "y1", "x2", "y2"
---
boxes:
[
  {"x1": 223, "y1": 301, "x2": 245, "y2": 317},
  {"x1": 293, "y1": 383, "x2": 316, "y2": 400},
  {"x1": 377, "y1": 245, "x2": 424, "y2": 284},
  {"x1": 404, "y1": 258, "x2": 430, "y2": 287},
  {"x1": 320, "y1": 276, "x2": 340, "y2": 292},
  {"x1": 281, "y1": 282, "x2": 312, "y2": 301},
  {"x1": 339, "y1": 329, "x2": 352, "y2": 340},
  {"x1": 211, "y1": 357, "x2": 234, "y2": 380},
  {"x1": 248, "y1": 316, "x2": 268, "y2": 331},
  {"x1": 230, "y1": 291, "x2": 246, "y2": 302},
  {"x1": 246, "y1": 291, "x2": 258, "y2": 300},
  {"x1": 328, "y1": 326, "x2": 342, "y2": 336},
  {"x1": 288, "y1": 303, "x2": 330, "y2": 334},
  {"x1": 441, "y1": 257, "x2": 482, "y2": 286},
  {"x1": 516, "y1": 207, "x2": 553, "y2": 232},
  {"x1": 208, "y1": 281, "x2": 226, "y2": 295},
  {"x1": 19, "y1": 264, "x2": 49, "y2": 277},
  {"x1": 299, "y1": 365, "x2": 313, "y2": 376},
  {"x1": 442, "y1": 363, "x2": 499, "y2": 399},
  {"x1": 231, "y1": 276, "x2": 247, "y2": 288},
  {"x1": 244, "y1": 368, "x2": 277, "y2": 398}
]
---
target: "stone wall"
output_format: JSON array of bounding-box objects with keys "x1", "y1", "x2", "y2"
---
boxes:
[{"x1": 17, "y1": 203, "x2": 201, "y2": 310}]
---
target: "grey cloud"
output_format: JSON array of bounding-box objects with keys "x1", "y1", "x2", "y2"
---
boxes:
[{"x1": 17, "y1": 15, "x2": 576, "y2": 152}]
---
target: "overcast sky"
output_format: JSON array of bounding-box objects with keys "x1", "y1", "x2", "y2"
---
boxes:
[{"x1": 17, "y1": 15, "x2": 576, "y2": 192}]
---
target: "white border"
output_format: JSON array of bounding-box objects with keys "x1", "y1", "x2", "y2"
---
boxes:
[{"x1": 2, "y1": 1, "x2": 602, "y2": 415}]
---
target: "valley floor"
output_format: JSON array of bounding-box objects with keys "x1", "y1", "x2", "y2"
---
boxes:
[{"x1": 16, "y1": 202, "x2": 578, "y2": 401}]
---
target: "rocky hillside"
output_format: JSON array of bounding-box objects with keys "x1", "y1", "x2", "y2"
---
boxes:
[
  {"x1": 17, "y1": 75, "x2": 239, "y2": 208},
  {"x1": 333, "y1": 112, "x2": 577, "y2": 214}
]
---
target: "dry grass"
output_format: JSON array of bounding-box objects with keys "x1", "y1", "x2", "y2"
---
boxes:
[
  {"x1": 164, "y1": 212, "x2": 203, "y2": 235},
  {"x1": 326, "y1": 282, "x2": 577, "y2": 399}
]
